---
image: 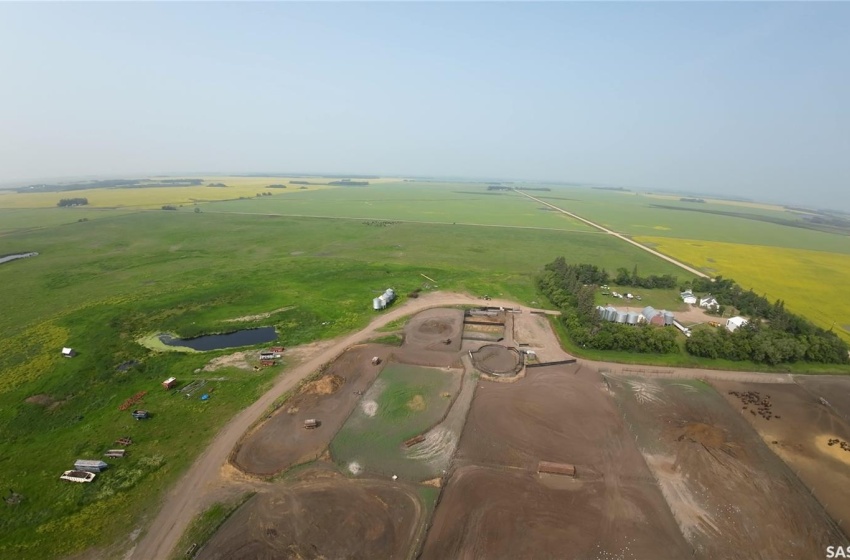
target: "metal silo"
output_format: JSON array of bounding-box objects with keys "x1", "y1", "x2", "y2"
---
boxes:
[
  {"x1": 627, "y1": 312, "x2": 639, "y2": 325},
  {"x1": 663, "y1": 311, "x2": 675, "y2": 325},
  {"x1": 616, "y1": 311, "x2": 628, "y2": 323},
  {"x1": 373, "y1": 297, "x2": 383, "y2": 310},
  {"x1": 605, "y1": 306, "x2": 618, "y2": 321}
]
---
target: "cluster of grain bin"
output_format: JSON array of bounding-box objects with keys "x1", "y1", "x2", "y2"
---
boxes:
[
  {"x1": 595, "y1": 306, "x2": 645, "y2": 325},
  {"x1": 372, "y1": 288, "x2": 396, "y2": 311}
]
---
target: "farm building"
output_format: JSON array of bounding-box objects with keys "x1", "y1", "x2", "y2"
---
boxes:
[
  {"x1": 699, "y1": 295, "x2": 719, "y2": 310},
  {"x1": 372, "y1": 288, "x2": 396, "y2": 310},
  {"x1": 680, "y1": 290, "x2": 697, "y2": 305},
  {"x1": 642, "y1": 306, "x2": 674, "y2": 326},
  {"x1": 726, "y1": 316, "x2": 749, "y2": 332},
  {"x1": 61, "y1": 347, "x2": 76, "y2": 358},
  {"x1": 538, "y1": 461, "x2": 576, "y2": 477}
]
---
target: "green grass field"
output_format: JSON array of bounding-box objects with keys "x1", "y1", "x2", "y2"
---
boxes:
[{"x1": 329, "y1": 364, "x2": 458, "y2": 480}]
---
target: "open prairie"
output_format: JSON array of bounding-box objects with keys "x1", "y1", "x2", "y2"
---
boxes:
[{"x1": 637, "y1": 237, "x2": 850, "y2": 342}]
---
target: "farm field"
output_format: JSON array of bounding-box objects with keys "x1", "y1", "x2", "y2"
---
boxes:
[
  {"x1": 712, "y1": 379, "x2": 850, "y2": 532},
  {"x1": 330, "y1": 363, "x2": 461, "y2": 481},
  {"x1": 0, "y1": 176, "x2": 400, "y2": 209},
  {"x1": 533, "y1": 187, "x2": 850, "y2": 254},
  {"x1": 636, "y1": 237, "x2": 850, "y2": 342},
  {"x1": 189, "y1": 180, "x2": 597, "y2": 231},
  {"x1": 610, "y1": 376, "x2": 848, "y2": 558}
]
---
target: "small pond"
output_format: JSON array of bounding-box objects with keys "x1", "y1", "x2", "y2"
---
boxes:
[
  {"x1": 0, "y1": 252, "x2": 39, "y2": 265},
  {"x1": 159, "y1": 327, "x2": 277, "y2": 351}
]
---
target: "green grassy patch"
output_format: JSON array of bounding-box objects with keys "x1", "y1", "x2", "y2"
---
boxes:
[
  {"x1": 169, "y1": 492, "x2": 255, "y2": 560},
  {"x1": 330, "y1": 364, "x2": 459, "y2": 480}
]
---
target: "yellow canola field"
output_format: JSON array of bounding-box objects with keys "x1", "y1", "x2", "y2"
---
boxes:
[
  {"x1": 0, "y1": 176, "x2": 401, "y2": 209},
  {"x1": 637, "y1": 236, "x2": 850, "y2": 343}
]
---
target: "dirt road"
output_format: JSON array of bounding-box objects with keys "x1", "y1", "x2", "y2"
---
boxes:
[
  {"x1": 514, "y1": 189, "x2": 709, "y2": 278},
  {"x1": 127, "y1": 291, "x2": 519, "y2": 560}
]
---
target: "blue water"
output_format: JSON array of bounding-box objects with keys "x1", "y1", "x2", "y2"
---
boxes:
[{"x1": 159, "y1": 327, "x2": 277, "y2": 351}]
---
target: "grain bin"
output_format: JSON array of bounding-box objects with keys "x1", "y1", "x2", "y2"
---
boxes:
[
  {"x1": 616, "y1": 311, "x2": 628, "y2": 323},
  {"x1": 663, "y1": 311, "x2": 675, "y2": 325},
  {"x1": 627, "y1": 312, "x2": 640, "y2": 325}
]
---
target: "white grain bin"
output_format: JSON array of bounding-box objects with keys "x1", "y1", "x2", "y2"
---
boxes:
[
  {"x1": 615, "y1": 311, "x2": 628, "y2": 323},
  {"x1": 663, "y1": 311, "x2": 675, "y2": 326},
  {"x1": 373, "y1": 297, "x2": 384, "y2": 310},
  {"x1": 605, "y1": 306, "x2": 618, "y2": 321},
  {"x1": 626, "y1": 312, "x2": 640, "y2": 325}
]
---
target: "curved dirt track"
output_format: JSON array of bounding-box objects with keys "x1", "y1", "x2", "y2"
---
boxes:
[
  {"x1": 127, "y1": 291, "x2": 519, "y2": 560},
  {"x1": 128, "y1": 292, "x2": 794, "y2": 560}
]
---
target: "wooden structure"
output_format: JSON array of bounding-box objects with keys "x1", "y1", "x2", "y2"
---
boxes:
[
  {"x1": 162, "y1": 377, "x2": 177, "y2": 390},
  {"x1": 60, "y1": 470, "x2": 96, "y2": 483},
  {"x1": 303, "y1": 419, "x2": 320, "y2": 429},
  {"x1": 404, "y1": 434, "x2": 426, "y2": 448},
  {"x1": 538, "y1": 461, "x2": 576, "y2": 477}
]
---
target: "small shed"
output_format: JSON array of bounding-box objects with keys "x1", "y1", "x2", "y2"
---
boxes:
[
  {"x1": 61, "y1": 347, "x2": 76, "y2": 358},
  {"x1": 538, "y1": 461, "x2": 576, "y2": 477},
  {"x1": 726, "y1": 316, "x2": 749, "y2": 333},
  {"x1": 162, "y1": 377, "x2": 177, "y2": 390}
]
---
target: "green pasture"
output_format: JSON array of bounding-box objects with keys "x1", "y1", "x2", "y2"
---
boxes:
[
  {"x1": 330, "y1": 364, "x2": 459, "y2": 480},
  {"x1": 593, "y1": 288, "x2": 687, "y2": 312},
  {"x1": 0, "y1": 207, "x2": 137, "y2": 235},
  {"x1": 189, "y1": 181, "x2": 595, "y2": 231}
]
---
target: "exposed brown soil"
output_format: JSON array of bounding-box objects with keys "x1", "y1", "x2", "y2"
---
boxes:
[
  {"x1": 404, "y1": 308, "x2": 464, "y2": 353},
  {"x1": 425, "y1": 364, "x2": 691, "y2": 559},
  {"x1": 712, "y1": 379, "x2": 850, "y2": 539},
  {"x1": 203, "y1": 351, "x2": 253, "y2": 372},
  {"x1": 196, "y1": 472, "x2": 423, "y2": 560},
  {"x1": 795, "y1": 375, "x2": 850, "y2": 424},
  {"x1": 232, "y1": 344, "x2": 392, "y2": 476},
  {"x1": 469, "y1": 344, "x2": 522, "y2": 376},
  {"x1": 25, "y1": 394, "x2": 55, "y2": 407},
  {"x1": 616, "y1": 377, "x2": 848, "y2": 558},
  {"x1": 223, "y1": 306, "x2": 295, "y2": 323}
]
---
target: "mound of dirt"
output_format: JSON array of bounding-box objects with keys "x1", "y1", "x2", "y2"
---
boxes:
[
  {"x1": 303, "y1": 374, "x2": 345, "y2": 396},
  {"x1": 406, "y1": 395, "x2": 426, "y2": 411},
  {"x1": 203, "y1": 351, "x2": 252, "y2": 372},
  {"x1": 677, "y1": 422, "x2": 726, "y2": 448}
]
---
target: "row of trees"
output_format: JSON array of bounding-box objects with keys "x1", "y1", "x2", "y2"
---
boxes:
[
  {"x1": 57, "y1": 198, "x2": 88, "y2": 207},
  {"x1": 613, "y1": 266, "x2": 678, "y2": 289},
  {"x1": 538, "y1": 258, "x2": 678, "y2": 354}
]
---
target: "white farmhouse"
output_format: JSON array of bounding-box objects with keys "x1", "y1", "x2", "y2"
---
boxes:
[
  {"x1": 699, "y1": 295, "x2": 719, "y2": 310},
  {"x1": 726, "y1": 316, "x2": 749, "y2": 333}
]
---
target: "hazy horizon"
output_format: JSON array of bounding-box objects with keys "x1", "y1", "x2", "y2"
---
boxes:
[{"x1": 2, "y1": 2, "x2": 848, "y2": 210}]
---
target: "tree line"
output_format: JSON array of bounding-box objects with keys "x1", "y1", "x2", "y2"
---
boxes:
[
  {"x1": 57, "y1": 198, "x2": 88, "y2": 207},
  {"x1": 684, "y1": 276, "x2": 848, "y2": 364},
  {"x1": 538, "y1": 258, "x2": 678, "y2": 354}
]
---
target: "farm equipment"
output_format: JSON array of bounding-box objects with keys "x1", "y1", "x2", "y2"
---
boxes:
[
  {"x1": 115, "y1": 437, "x2": 133, "y2": 446},
  {"x1": 303, "y1": 419, "x2": 320, "y2": 429},
  {"x1": 104, "y1": 449, "x2": 126, "y2": 458},
  {"x1": 132, "y1": 409, "x2": 150, "y2": 420}
]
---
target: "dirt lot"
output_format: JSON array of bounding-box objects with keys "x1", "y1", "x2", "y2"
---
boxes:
[
  {"x1": 795, "y1": 374, "x2": 850, "y2": 423},
  {"x1": 404, "y1": 308, "x2": 463, "y2": 352},
  {"x1": 196, "y1": 470, "x2": 424, "y2": 560},
  {"x1": 426, "y1": 363, "x2": 691, "y2": 559},
  {"x1": 616, "y1": 377, "x2": 848, "y2": 558},
  {"x1": 232, "y1": 344, "x2": 393, "y2": 476},
  {"x1": 511, "y1": 311, "x2": 573, "y2": 362},
  {"x1": 712, "y1": 379, "x2": 850, "y2": 540}
]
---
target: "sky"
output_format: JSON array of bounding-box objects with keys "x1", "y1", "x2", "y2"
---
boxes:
[{"x1": 0, "y1": 2, "x2": 848, "y2": 210}]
